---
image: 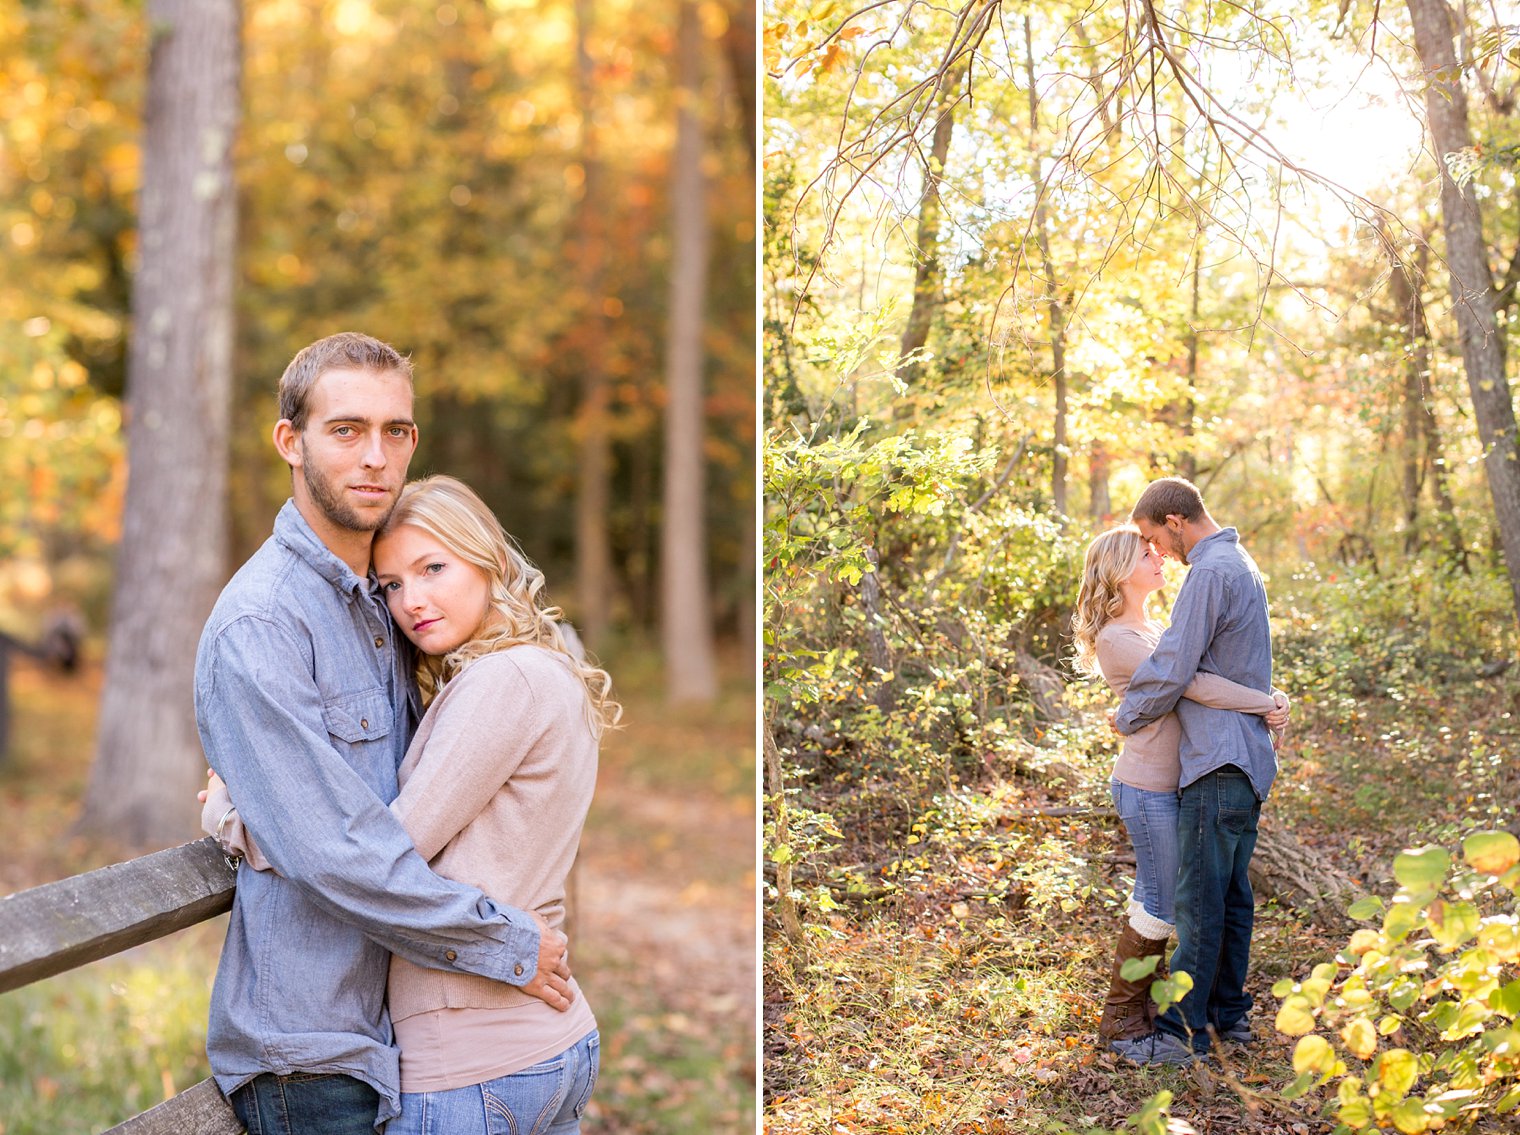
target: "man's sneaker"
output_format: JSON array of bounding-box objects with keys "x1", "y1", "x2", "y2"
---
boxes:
[
  {"x1": 1110, "y1": 1031, "x2": 1199, "y2": 1066},
  {"x1": 1216, "y1": 1019, "x2": 1253, "y2": 1047}
]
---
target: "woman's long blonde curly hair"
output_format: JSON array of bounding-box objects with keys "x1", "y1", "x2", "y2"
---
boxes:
[
  {"x1": 1070, "y1": 525, "x2": 1145, "y2": 679},
  {"x1": 379, "y1": 475, "x2": 621, "y2": 735}
]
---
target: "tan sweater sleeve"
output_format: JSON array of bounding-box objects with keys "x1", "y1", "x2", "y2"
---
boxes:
[
  {"x1": 1183, "y1": 670, "x2": 1277, "y2": 714},
  {"x1": 391, "y1": 653, "x2": 551, "y2": 862},
  {"x1": 1099, "y1": 625, "x2": 1274, "y2": 714}
]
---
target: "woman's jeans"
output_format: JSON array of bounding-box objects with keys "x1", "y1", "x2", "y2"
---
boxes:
[
  {"x1": 388, "y1": 1030, "x2": 600, "y2": 1135},
  {"x1": 230, "y1": 1072, "x2": 379, "y2": 1135},
  {"x1": 1155, "y1": 766, "x2": 1261, "y2": 1052},
  {"x1": 1111, "y1": 779, "x2": 1181, "y2": 925}
]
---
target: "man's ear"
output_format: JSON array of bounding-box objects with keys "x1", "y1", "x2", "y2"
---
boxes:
[{"x1": 272, "y1": 419, "x2": 302, "y2": 469}]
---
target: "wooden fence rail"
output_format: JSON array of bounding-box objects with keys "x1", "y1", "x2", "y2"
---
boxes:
[{"x1": 0, "y1": 837, "x2": 244, "y2": 1134}]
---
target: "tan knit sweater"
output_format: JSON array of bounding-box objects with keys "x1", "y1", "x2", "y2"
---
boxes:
[
  {"x1": 386, "y1": 645, "x2": 598, "y2": 1034},
  {"x1": 1096, "y1": 621, "x2": 1278, "y2": 793}
]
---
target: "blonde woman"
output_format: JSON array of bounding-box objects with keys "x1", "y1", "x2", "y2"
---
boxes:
[
  {"x1": 207, "y1": 475, "x2": 618, "y2": 1133},
  {"x1": 1071, "y1": 525, "x2": 1287, "y2": 1051}
]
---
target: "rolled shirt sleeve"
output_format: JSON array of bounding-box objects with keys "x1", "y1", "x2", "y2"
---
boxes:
[
  {"x1": 199, "y1": 614, "x2": 539, "y2": 984},
  {"x1": 1114, "y1": 568, "x2": 1226, "y2": 734}
]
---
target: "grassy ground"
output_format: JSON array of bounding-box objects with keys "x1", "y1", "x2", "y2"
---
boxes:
[
  {"x1": 0, "y1": 640, "x2": 755, "y2": 1135},
  {"x1": 762, "y1": 671, "x2": 1520, "y2": 1134}
]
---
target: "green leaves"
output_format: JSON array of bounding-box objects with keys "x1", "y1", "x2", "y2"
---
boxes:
[
  {"x1": 1119, "y1": 954, "x2": 1160, "y2": 982},
  {"x1": 1393, "y1": 845, "x2": 1450, "y2": 894},
  {"x1": 1274, "y1": 832, "x2": 1520, "y2": 1131}
]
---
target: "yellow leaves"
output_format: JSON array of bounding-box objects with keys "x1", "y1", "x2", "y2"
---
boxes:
[
  {"x1": 1463, "y1": 830, "x2": 1520, "y2": 876},
  {"x1": 1348, "y1": 928, "x2": 1382, "y2": 955},
  {"x1": 1427, "y1": 899, "x2": 1481, "y2": 952},
  {"x1": 1293, "y1": 1034, "x2": 1337, "y2": 1075},
  {"x1": 1277, "y1": 994, "x2": 1319, "y2": 1036},
  {"x1": 1374, "y1": 1048, "x2": 1419, "y2": 1097},
  {"x1": 1479, "y1": 917, "x2": 1520, "y2": 962},
  {"x1": 1341, "y1": 1017, "x2": 1378, "y2": 1060}
]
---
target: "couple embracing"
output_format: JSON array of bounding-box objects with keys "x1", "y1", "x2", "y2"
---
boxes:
[
  {"x1": 194, "y1": 332, "x2": 616, "y2": 1133},
  {"x1": 1072, "y1": 477, "x2": 1289, "y2": 1066}
]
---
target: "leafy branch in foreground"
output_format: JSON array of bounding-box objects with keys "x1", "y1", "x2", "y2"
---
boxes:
[{"x1": 1274, "y1": 830, "x2": 1520, "y2": 1133}]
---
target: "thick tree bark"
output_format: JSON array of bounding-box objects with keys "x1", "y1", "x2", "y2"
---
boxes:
[
  {"x1": 1405, "y1": 0, "x2": 1520, "y2": 619},
  {"x1": 661, "y1": 0, "x2": 719, "y2": 703},
  {"x1": 894, "y1": 65, "x2": 964, "y2": 414},
  {"x1": 78, "y1": 0, "x2": 238, "y2": 847},
  {"x1": 573, "y1": 0, "x2": 615, "y2": 650}
]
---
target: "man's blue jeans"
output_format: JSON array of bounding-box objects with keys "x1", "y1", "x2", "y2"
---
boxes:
[
  {"x1": 1155, "y1": 766, "x2": 1260, "y2": 1053},
  {"x1": 229, "y1": 1072, "x2": 380, "y2": 1135}
]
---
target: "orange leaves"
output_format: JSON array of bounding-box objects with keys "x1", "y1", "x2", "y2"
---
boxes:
[{"x1": 765, "y1": 7, "x2": 868, "y2": 81}]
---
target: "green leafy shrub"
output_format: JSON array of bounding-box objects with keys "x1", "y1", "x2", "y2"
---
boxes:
[
  {"x1": 1273, "y1": 562, "x2": 1514, "y2": 705},
  {"x1": 1273, "y1": 829, "x2": 1520, "y2": 1133}
]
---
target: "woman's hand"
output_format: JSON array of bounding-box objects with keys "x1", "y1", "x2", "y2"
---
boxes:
[
  {"x1": 1267, "y1": 689, "x2": 1290, "y2": 749},
  {"x1": 1266, "y1": 690, "x2": 1290, "y2": 731}
]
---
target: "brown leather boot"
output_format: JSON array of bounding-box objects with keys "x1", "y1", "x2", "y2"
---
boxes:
[
  {"x1": 1098, "y1": 924, "x2": 1171, "y2": 1042},
  {"x1": 1145, "y1": 938, "x2": 1170, "y2": 1029}
]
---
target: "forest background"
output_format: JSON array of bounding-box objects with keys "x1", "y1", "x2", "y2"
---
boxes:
[
  {"x1": 0, "y1": 0, "x2": 756, "y2": 1131},
  {"x1": 763, "y1": 1, "x2": 1520, "y2": 1132}
]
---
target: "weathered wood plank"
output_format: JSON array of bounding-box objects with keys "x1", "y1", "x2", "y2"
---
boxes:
[
  {"x1": 0, "y1": 837, "x2": 235, "y2": 994},
  {"x1": 101, "y1": 1077, "x2": 242, "y2": 1135}
]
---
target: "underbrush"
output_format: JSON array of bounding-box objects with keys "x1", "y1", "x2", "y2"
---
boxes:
[{"x1": 766, "y1": 548, "x2": 1520, "y2": 1133}]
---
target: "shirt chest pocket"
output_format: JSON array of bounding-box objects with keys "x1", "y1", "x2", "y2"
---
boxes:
[{"x1": 321, "y1": 689, "x2": 392, "y2": 743}]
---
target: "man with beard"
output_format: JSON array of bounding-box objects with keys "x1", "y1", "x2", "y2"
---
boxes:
[{"x1": 194, "y1": 333, "x2": 573, "y2": 1134}]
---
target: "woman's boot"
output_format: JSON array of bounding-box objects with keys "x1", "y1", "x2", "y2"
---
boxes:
[{"x1": 1098, "y1": 924, "x2": 1170, "y2": 1042}]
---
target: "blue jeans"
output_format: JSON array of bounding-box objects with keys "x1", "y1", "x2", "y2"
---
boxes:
[
  {"x1": 230, "y1": 1072, "x2": 380, "y2": 1135},
  {"x1": 388, "y1": 1031, "x2": 600, "y2": 1135},
  {"x1": 1156, "y1": 766, "x2": 1260, "y2": 1053},
  {"x1": 1111, "y1": 779, "x2": 1180, "y2": 924}
]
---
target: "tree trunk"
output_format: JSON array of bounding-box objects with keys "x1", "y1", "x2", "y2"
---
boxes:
[
  {"x1": 78, "y1": 0, "x2": 239, "y2": 847},
  {"x1": 1393, "y1": 256, "x2": 1426, "y2": 550},
  {"x1": 894, "y1": 64, "x2": 964, "y2": 414},
  {"x1": 572, "y1": 0, "x2": 615, "y2": 650},
  {"x1": 1180, "y1": 246, "x2": 1201, "y2": 482},
  {"x1": 858, "y1": 545, "x2": 893, "y2": 710},
  {"x1": 1249, "y1": 820, "x2": 1360, "y2": 932},
  {"x1": 1089, "y1": 440, "x2": 1112, "y2": 520},
  {"x1": 1026, "y1": 18, "x2": 1067, "y2": 515},
  {"x1": 763, "y1": 726, "x2": 804, "y2": 944},
  {"x1": 661, "y1": 0, "x2": 718, "y2": 704},
  {"x1": 1405, "y1": 0, "x2": 1520, "y2": 620},
  {"x1": 720, "y1": 0, "x2": 756, "y2": 166}
]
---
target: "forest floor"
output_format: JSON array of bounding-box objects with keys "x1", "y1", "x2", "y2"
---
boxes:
[
  {"x1": 0, "y1": 642, "x2": 756, "y2": 1135},
  {"x1": 763, "y1": 672, "x2": 1520, "y2": 1134}
]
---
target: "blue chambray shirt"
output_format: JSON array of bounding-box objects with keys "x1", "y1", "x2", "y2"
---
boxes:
[
  {"x1": 194, "y1": 501, "x2": 541, "y2": 1127},
  {"x1": 1114, "y1": 527, "x2": 1278, "y2": 801}
]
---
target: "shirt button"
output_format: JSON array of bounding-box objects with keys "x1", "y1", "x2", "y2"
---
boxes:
[
  {"x1": 513, "y1": 964, "x2": 524, "y2": 977},
  {"x1": 374, "y1": 636, "x2": 384, "y2": 648},
  {"x1": 360, "y1": 718, "x2": 369, "y2": 729},
  {"x1": 445, "y1": 950, "x2": 457, "y2": 962}
]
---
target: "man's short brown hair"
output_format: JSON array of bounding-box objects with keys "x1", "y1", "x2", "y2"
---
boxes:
[
  {"x1": 278, "y1": 332, "x2": 413, "y2": 431},
  {"x1": 1132, "y1": 476, "x2": 1205, "y2": 526}
]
